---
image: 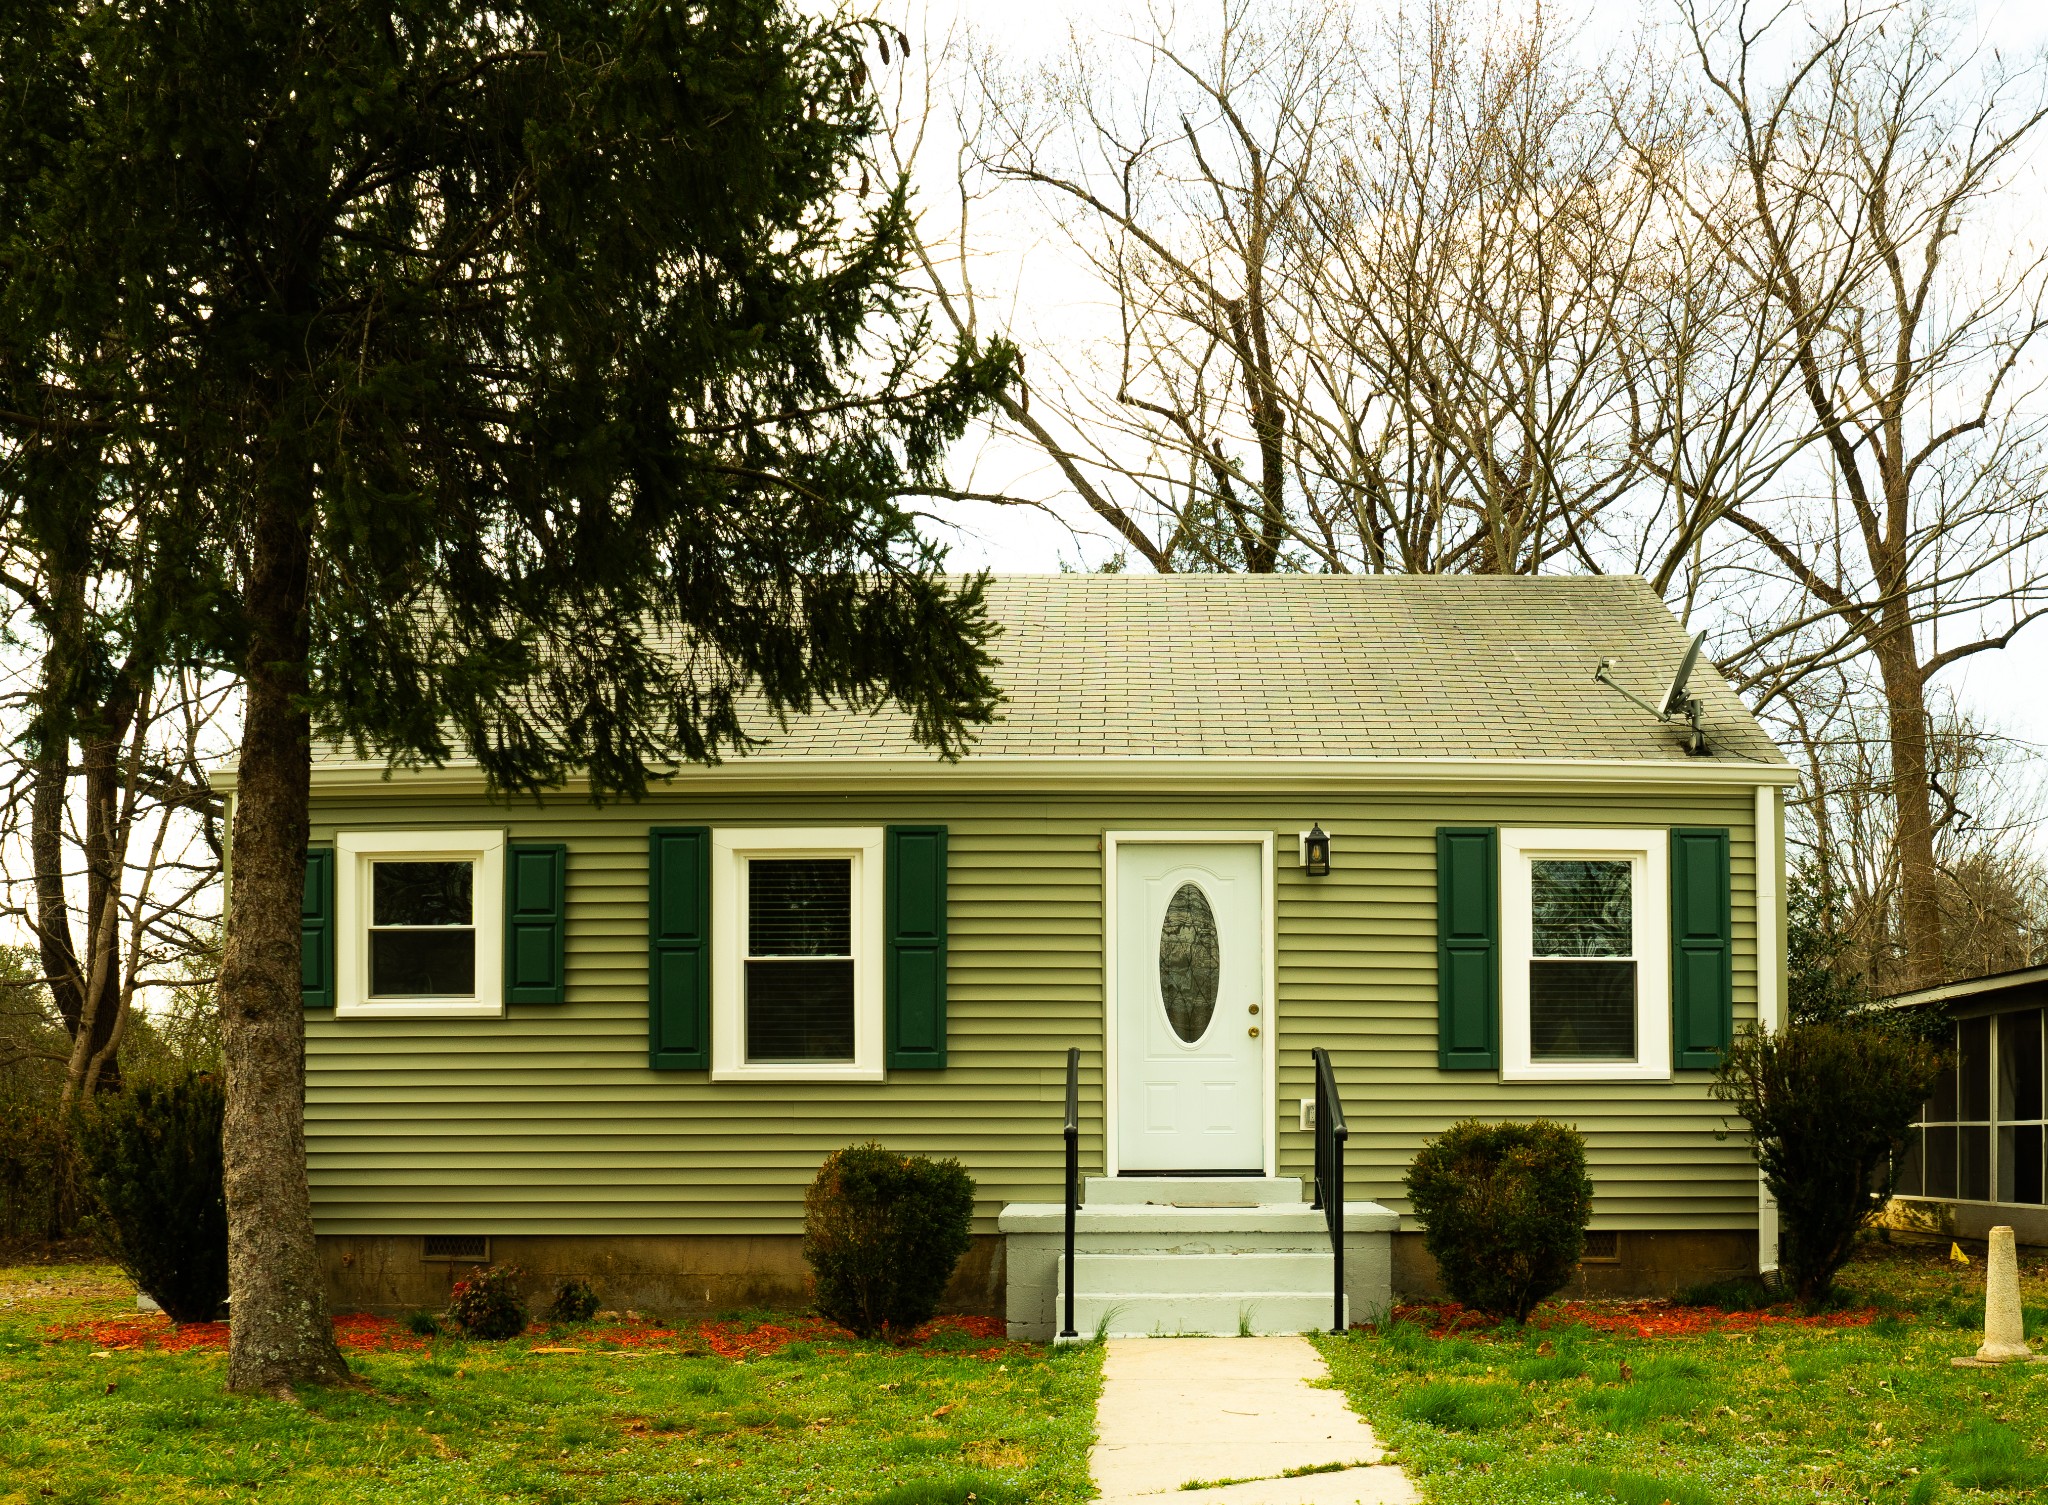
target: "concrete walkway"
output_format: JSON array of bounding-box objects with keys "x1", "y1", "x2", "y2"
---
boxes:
[{"x1": 1089, "y1": 1336, "x2": 1418, "y2": 1505}]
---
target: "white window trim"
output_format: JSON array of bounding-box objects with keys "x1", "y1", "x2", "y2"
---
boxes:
[
  {"x1": 710, "y1": 826, "x2": 886, "y2": 1083},
  {"x1": 1501, "y1": 827, "x2": 1670, "y2": 1083},
  {"x1": 335, "y1": 830, "x2": 505, "y2": 1018}
]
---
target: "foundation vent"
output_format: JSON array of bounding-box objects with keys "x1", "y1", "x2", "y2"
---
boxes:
[
  {"x1": 1580, "y1": 1230, "x2": 1620, "y2": 1263},
  {"x1": 421, "y1": 1234, "x2": 490, "y2": 1263}
]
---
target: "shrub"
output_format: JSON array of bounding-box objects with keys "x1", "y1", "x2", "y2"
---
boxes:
[
  {"x1": 1714, "y1": 1021, "x2": 1944, "y2": 1304},
  {"x1": 446, "y1": 1264, "x2": 528, "y2": 1339},
  {"x1": 1404, "y1": 1119, "x2": 1592, "y2": 1324},
  {"x1": 803, "y1": 1142, "x2": 975, "y2": 1340},
  {"x1": 547, "y1": 1278, "x2": 600, "y2": 1324},
  {"x1": 69, "y1": 1074, "x2": 227, "y2": 1323},
  {"x1": 405, "y1": 1310, "x2": 440, "y2": 1337}
]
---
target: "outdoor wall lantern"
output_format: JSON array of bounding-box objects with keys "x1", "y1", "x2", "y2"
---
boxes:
[{"x1": 1299, "y1": 823, "x2": 1332, "y2": 877}]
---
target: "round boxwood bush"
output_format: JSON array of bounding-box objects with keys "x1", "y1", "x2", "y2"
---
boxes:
[
  {"x1": 803, "y1": 1142, "x2": 975, "y2": 1339},
  {"x1": 1405, "y1": 1118, "x2": 1593, "y2": 1324},
  {"x1": 447, "y1": 1264, "x2": 528, "y2": 1339},
  {"x1": 70, "y1": 1073, "x2": 228, "y2": 1323}
]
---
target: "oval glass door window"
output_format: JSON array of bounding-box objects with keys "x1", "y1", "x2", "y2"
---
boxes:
[{"x1": 1159, "y1": 882, "x2": 1221, "y2": 1043}]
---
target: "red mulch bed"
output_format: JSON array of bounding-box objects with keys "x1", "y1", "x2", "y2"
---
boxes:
[
  {"x1": 44, "y1": 1311, "x2": 1016, "y2": 1359},
  {"x1": 44, "y1": 1312, "x2": 427, "y2": 1354},
  {"x1": 1386, "y1": 1299, "x2": 1881, "y2": 1339}
]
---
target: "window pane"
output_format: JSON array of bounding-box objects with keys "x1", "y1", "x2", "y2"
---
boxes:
[
  {"x1": 373, "y1": 861, "x2": 473, "y2": 927},
  {"x1": 748, "y1": 859, "x2": 852, "y2": 957},
  {"x1": 1930, "y1": 1030, "x2": 1958, "y2": 1121},
  {"x1": 2011, "y1": 1126, "x2": 2047, "y2": 1206},
  {"x1": 1960, "y1": 1125, "x2": 1990, "y2": 1202},
  {"x1": 745, "y1": 958, "x2": 856, "y2": 1061},
  {"x1": 1529, "y1": 960, "x2": 1637, "y2": 1061},
  {"x1": 1531, "y1": 860, "x2": 1633, "y2": 957},
  {"x1": 1895, "y1": 1128, "x2": 1923, "y2": 1198},
  {"x1": 1926, "y1": 1126, "x2": 1957, "y2": 1199},
  {"x1": 370, "y1": 929, "x2": 476, "y2": 996},
  {"x1": 1959, "y1": 1017, "x2": 1991, "y2": 1121},
  {"x1": 1999, "y1": 1009, "x2": 2044, "y2": 1122}
]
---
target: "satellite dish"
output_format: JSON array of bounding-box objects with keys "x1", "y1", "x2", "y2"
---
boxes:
[{"x1": 1657, "y1": 631, "x2": 1707, "y2": 719}]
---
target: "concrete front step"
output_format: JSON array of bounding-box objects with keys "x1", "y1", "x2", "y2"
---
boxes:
[
  {"x1": 1056, "y1": 1284, "x2": 1347, "y2": 1339},
  {"x1": 1070, "y1": 1248, "x2": 1337, "y2": 1296},
  {"x1": 1084, "y1": 1175, "x2": 1306, "y2": 1207},
  {"x1": 1001, "y1": 1197, "x2": 1399, "y2": 1341}
]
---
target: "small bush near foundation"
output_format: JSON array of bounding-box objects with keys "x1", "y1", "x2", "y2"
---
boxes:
[
  {"x1": 547, "y1": 1278, "x2": 600, "y2": 1324},
  {"x1": 1714, "y1": 1021, "x2": 1944, "y2": 1304},
  {"x1": 1405, "y1": 1119, "x2": 1592, "y2": 1324},
  {"x1": 70, "y1": 1074, "x2": 227, "y2": 1323},
  {"x1": 804, "y1": 1142, "x2": 975, "y2": 1340},
  {"x1": 447, "y1": 1264, "x2": 528, "y2": 1339},
  {"x1": 405, "y1": 1310, "x2": 440, "y2": 1337}
]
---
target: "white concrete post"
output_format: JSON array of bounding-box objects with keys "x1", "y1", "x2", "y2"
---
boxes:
[{"x1": 1954, "y1": 1226, "x2": 2044, "y2": 1367}]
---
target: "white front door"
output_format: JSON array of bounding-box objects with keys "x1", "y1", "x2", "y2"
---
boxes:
[{"x1": 1112, "y1": 839, "x2": 1269, "y2": 1173}]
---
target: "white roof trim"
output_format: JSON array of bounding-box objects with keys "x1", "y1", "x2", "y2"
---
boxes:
[
  {"x1": 1883, "y1": 963, "x2": 2048, "y2": 1010},
  {"x1": 211, "y1": 753, "x2": 1799, "y2": 796}
]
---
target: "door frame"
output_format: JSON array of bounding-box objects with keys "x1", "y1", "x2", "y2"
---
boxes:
[{"x1": 1102, "y1": 830, "x2": 1278, "y2": 1177}]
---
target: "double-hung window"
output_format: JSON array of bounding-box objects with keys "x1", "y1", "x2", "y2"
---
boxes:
[
  {"x1": 1500, "y1": 829, "x2": 1669, "y2": 1081},
  {"x1": 710, "y1": 828, "x2": 885, "y2": 1081},
  {"x1": 336, "y1": 831, "x2": 505, "y2": 1017}
]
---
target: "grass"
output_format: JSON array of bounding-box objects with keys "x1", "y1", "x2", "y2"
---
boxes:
[
  {"x1": 1313, "y1": 1236, "x2": 2048, "y2": 1505},
  {"x1": 0, "y1": 1261, "x2": 1102, "y2": 1504}
]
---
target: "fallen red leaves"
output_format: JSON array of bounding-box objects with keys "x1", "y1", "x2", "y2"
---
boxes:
[
  {"x1": 43, "y1": 1312, "x2": 427, "y2": 1354},
  {"x1": 1387, "y1": 1299, "x2": 1881, "y2": 1339},
  {"x1": 43, "y1": 1310, "x2": 1016, "y2": 1360}
]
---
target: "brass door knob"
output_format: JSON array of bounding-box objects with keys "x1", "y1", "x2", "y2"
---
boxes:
[{"x1": 1248, "y1": 1026, "x2": 1260, "y2": 1038}]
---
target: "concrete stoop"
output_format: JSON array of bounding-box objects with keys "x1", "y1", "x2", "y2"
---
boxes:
[{"x1": 999, "y1": 1176, "x2": 1397, "y2": 1340}]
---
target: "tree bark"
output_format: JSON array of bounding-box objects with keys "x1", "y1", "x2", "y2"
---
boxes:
[
  {"x1": 30, "y1": 570, "x2": 127, "y2": 1093},
  {"x1": 219, "y1": 484, "x2": 347, "y2": 1393},
  {"x1": 1870, "y1": 616, "x2": 1944, "y2": 989}
]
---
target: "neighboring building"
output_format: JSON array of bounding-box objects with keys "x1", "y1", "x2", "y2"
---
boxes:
[
  {"x1": 211, "y1": 575, "x2": 1794, "y2": 1333},
  {"x1": 1888, "y1": 965, "x2": 2048, "y2": 1246}
]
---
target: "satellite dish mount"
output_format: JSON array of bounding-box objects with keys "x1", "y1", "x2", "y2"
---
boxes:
[{"x1": 1595, "y1": 631, "x2": 1710, "y2": 756}]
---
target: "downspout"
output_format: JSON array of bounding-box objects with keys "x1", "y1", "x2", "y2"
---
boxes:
[{"x1": 1754, "y1": 783, "x2": 1783, "y2": 1275}]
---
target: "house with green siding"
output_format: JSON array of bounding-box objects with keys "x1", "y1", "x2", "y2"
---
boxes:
[{"x1": 214, "y1": 574, "x2": 1794, "y2": 1336}]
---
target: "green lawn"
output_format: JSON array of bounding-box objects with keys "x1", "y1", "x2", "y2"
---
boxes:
[
  {"x1": 0, "y1": 1262, "x2": 1101, "y2": 1505},
  {"x1": 1313, "y1": 1238, "x2": 2048, "y2": 1505}
]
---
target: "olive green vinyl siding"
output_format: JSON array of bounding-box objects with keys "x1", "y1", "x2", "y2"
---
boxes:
[{"x1": 302, "y1": 786, "x2": 1763, "y2": 1236}]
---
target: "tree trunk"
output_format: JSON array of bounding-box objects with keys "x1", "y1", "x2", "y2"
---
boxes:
[
  {"x1": 1870, "y1": 619, "x2": 1944, "y2": 990},
  {"x1": 219, "y1": 486, "x2": 347, "y2": 1393}
]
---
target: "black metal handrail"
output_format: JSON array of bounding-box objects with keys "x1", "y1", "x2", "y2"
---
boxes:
[
  {"x1": 1061, "y1": 1046, "x2": 1080, "y2": 1340},
  {"x1": 1309, "y1": 1046, "x2": 1348, "y2": 1334}
]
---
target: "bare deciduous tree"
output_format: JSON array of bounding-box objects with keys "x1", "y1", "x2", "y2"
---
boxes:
[{"x1": 1659, "y1": 0, "x2": 2048, "y2": 986}]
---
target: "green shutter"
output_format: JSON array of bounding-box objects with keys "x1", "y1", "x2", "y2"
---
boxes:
[
  {"x1": 505, "y1": 843, "x2": 568, "y2": 1005},
  {"x1": 302, "y1": 846, "x2": 334, "y2": 1010},
  {"x1": 1437, "y1": 827, "x2": 1498, "y2": 1071},
  {"x1": 648, "y1": 827, "x2": 711, "y2": 1069},
  {"x1": 1671, "y1": 827, "x2": 1734, "y2": 1069},
  {"x1": 885, "y1": 825, "x2": 948, "y2": 1069}
]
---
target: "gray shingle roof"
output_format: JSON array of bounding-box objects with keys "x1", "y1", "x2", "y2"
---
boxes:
[{"x1": 748, "y1": 574, "x2": 1786, "y2": 765}]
